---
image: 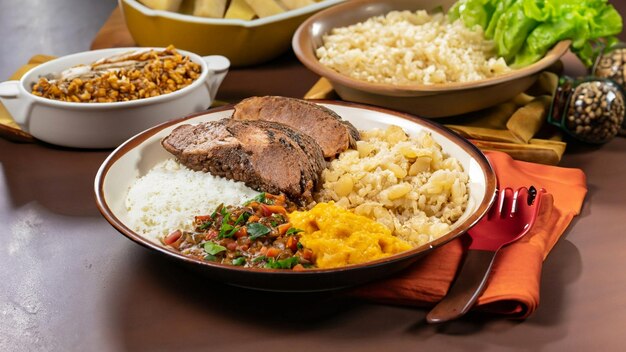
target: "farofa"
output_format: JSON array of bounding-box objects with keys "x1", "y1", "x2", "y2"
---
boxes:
[
  {"x1": 316, "y1": 10, "x2": 510, "y2": 85},
  {"x1": 315, "y1": 125, "x2": 469, "y2": 247}
]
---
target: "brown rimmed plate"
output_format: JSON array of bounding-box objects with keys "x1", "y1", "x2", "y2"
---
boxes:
[{"x1": 94, "y1": 100, "x2": 496, "y2": 291}]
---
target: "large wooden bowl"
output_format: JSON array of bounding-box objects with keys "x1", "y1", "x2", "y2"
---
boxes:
[{"x1": 292, "y1": 0, "x2": 570, "y2": 118}]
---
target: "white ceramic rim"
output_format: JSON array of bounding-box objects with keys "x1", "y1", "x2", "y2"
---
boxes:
[
  {"x1": 122, "y1": 0, "x2": 346, "y2": 27},
  {"x1": 19, "y1": 47, "x2": 215, "y2": 110}
]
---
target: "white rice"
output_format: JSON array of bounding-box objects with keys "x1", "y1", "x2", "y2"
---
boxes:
[
  {"x1": 316, "y1": 10, "x2": 510, "y2": 85},
  {"x1": 125, "y1": 159, "x2": 259, "y2": 240}
]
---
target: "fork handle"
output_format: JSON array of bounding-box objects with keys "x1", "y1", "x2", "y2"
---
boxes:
[{"x1": 426, "y1": 249, "x2": 498, "y2": 324}]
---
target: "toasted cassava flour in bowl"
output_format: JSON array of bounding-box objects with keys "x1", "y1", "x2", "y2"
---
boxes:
[
  {"x1": 315, "y1": 126, "x2": 469, "y2": 247},
  {"x1": 125, "y1": 159, "x2": 259, "y2": 240},
  {"x1": 315, "y1": 10, "x2": 510, "y2": 85}
]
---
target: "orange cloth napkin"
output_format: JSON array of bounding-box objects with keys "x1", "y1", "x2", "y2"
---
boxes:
[{"x1": 352, "y1": 151, "x2": 587, "y2": 318}]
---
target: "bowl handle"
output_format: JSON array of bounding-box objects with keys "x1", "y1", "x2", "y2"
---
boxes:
[
  {"x1": 203, "y1": 55, "x2": 230, "y2": 101},
  {"x1": 0, "y1": 80, "x2": 34, "y2": 128}
]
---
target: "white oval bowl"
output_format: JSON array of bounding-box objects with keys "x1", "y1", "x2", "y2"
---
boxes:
[{"x1": 0, "y1": 47, "x2": 230, "y2": 148}]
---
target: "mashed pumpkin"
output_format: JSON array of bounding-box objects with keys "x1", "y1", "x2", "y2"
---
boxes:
[{"x1": 288, "y1": 202, "x2": 413, "y2": 269}]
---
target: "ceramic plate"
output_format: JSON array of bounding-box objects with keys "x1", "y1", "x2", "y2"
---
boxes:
[{"x1": 94, "y1": 100, "x2": 496, "y2": 291}]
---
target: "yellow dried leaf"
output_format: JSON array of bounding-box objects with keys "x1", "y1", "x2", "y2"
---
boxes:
[
  {"x1": 506, "y1": 95, "x2": 551, "y2": 143},
  {"x1": 139, "y1": 0, "x2": 183, "y2": 11},
  {"x1": 245, "y1": 0, "x2": 285, "y2": 17},
  {"x1": 225, "y1": 0, "x2": 256, "y2": 19},
  {"x1": 279, "y1": 0, "x2": 315, "y2": 10},
  {"x1": 193, "y1": 0, "x2": 227, "y2": 18}
]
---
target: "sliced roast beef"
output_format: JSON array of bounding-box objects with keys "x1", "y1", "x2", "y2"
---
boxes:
[
  {"x1": 161, "y1": 118, "x2": 325, "y2": 202},
  {"x1": 231, "y1": 96, "x2": 360, "y2": 159}
]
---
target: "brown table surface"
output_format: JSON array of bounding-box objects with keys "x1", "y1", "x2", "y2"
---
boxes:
[{"x1": 2, "y1": 1, "x2": 626, "y2": 351}]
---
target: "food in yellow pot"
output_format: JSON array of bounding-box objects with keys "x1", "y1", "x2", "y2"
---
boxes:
[{"x1": 289, "y1": 202, "x2": 412, "y2": 269}]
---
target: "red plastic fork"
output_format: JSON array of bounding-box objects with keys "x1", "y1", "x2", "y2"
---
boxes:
[{"x1": 426, "y1": 186, "x2": 545, "y2": 324}]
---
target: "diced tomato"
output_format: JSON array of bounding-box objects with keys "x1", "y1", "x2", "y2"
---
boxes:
[
  {"x1": 277, "y1": 223, "x2": 292, "y2": 236},
  {"x1": 234, "y1": 227, "x2": 247, "y2": 239},
  {"x1": 261, "y1": 204, "x2": 287, "y2": 217},
  {"x1": 286, "y1": 236, "x2": 298, "y2": 252},
  {"x1": 266, "y1": 193, "x2": 286, "y2": 206},
  {"x1": 194, "y1": 215, "x2": 213, "y2": 222},
  {"x1": 164, "y1": 230, "x2": 182, "y2": 245},
  {"x1": 266, "y1": 247, "x2": 281, "y2": 258},
  {"x1": 204, "y1": 230, "x2": 218, "y2": 240},
  {"x1": 292, "y1": 264, "x2": 306, "y2": 271},
  {"x1": 302, "y1": 248, "x2": 313, "y2": 261},
  {"x1": 226, "y1": 241, "x2": 237, "y2": 251}
]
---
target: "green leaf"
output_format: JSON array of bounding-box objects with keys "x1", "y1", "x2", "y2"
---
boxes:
[
  {"x1": 219, "y1": 223, "x2": 235, "y2": 238},
  {"x1": 204, "y1": 254, "x2": 218, "y2": 262},
  {"x1": 252, "y1": 255, "x2": 267, "y2": 263},
  {"x1": 247, "y1": 223, "x2": 271, "y2": 240},
  {"x1": 485, "y1": 0, "x2": 515, "y2": 39},
  {"x1": 265, "y1": 257, "x2": 299, "y2": 269},
  {"x1": 285, "y1": 227, "x2": 304, "y2": 236},
  {"x1": 234, "y1": 211, "x2": 251, "y2": 226},
  {"x1": 452, "y1": 0, "x2": 624, "y2": 67},
  {"x1": 198, "y1": 221, "x2": 212, "y2": 230},
  {"x1": 456, "y1": 0, "x2": 496, "y2": 29},
  {"x1": 204, "y1": 241, "x2": 226, "y2": 255},
  {"x1": 493, "y1": 1, "x2": 539, "y2": 62},
  {"x1": 218, "y1": 207, "x2": 240, "y2": 238},
  {"x1": 210, "y1": 205, "x2": 221, "y2": 220},
  {"x1": 232, "y1": 257, "x2": 246, "y2": 266},
  {"x1": 244, "y1": 193, "x2": 274, "y2": 206},
  {"x1": 271, "y1": 213, "x2": 285, "y2": 221}
]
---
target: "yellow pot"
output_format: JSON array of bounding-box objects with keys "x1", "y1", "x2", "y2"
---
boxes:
[{"x1": 120, "y1": 0, "x2": 344, "y2": 67}]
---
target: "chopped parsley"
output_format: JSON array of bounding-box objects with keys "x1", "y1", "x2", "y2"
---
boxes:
[
  {"x1": 252, "y1": 255, "x2": 267, "y2": 263},
  {"x1": 232, "y1": 257, "x2": 246, "y2": 266},
  {"x1": 198, "y1": 221, "x2": 212, "y2": 230},
  {"x1": 218, "y1": 223, "x2": 239, "y2": 238},
  {"x1": 265, "y1": 257, "x2": 299, "y2": 269},
  {"x1": 234, "y1": 211, "x2": 250, "y2": 226},
  {"x1": 204, "y1": 242, "x2": 226, "y2": 255},
  {"x1": 244, "y1": 193, "x2": 274, "y2": 206},
  {"x1": 247, "y1": 223, "x2": 271, "y2": 240},
  {"x1": 204, "y1": 254, "x2": 218, "y2": 262},
  {"x1": 286, "y1": 227, "x2": 303, "y2": 236}
]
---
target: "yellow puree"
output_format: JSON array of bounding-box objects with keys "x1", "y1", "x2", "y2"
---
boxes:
[{"x1": 288, "y1": 203, "x2": 413, "y2": 269}]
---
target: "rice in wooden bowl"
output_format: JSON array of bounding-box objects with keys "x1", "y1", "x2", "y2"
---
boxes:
[{"x1": 292, "y1": 0, "x2": 570, "y2": 117}]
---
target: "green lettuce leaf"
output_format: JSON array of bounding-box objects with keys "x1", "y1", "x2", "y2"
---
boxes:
[
  {"x1": 485, "y1": 0, "x2": 515, "y2": 39},
  {"x1": 449, "y1": 0, "x2": 496, "y2": 29},
  {"x1": 493, "y1": 1, "x2": 539, "y2": 62},
  {"x1": 451, "y1": 0, "x2": 623, "y2": 67}
]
